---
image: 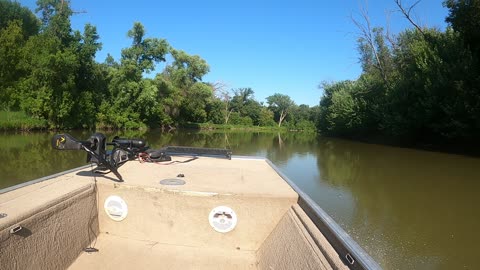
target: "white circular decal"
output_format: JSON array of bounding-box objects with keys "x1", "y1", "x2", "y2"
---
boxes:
[
  {"x1": 209, "y1": 206, "x2": 237, "y2": 233},
  {"x1": 104, "y1": 195, "x2": 128, "y2": 221}
]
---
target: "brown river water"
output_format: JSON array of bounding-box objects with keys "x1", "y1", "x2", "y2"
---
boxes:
[{"x1": 0, "y1": 130, "x2": 479, "y2": 269}]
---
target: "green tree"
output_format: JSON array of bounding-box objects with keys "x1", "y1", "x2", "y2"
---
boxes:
[
  {"x1": 15, "y1": 0, "x2": 76, "y2": 127},
  {"x1": 205, "y1": 98, "x2": 225, "y2": 124},
  {"x1": 164, "y1": 49, "x2": 209, "y2": 89},
  {"x1": 288, "y1": 104, "x2": 317, "y2": 131},
  {"x1": 36, "y1": 0, "x2": 74, "y2": 44},
  {"x1": 258, "y1": 107, "x2": 276, "y2": 126},
  {"x1": 0, "y1": 1, "x2": 40, "y2": 109},
  {"x1": 387, "y1": 28, "x2": 479, "y2": 140},
  {"x1": 229, "y1": 88, "x2": 263, "y2": 125},
  {"x1": 266, "y1": 93, "x2": 295, "y2": 127},
  {"x1": 444, "y1": 0, "x2": 480, "y2": 55},
  {"x1": 98, "y1": 22, "x2": 168, "y2": 129},
  {"x1": 18, "y1": 34, "x2": 79, "y2": 127},
  {"x1": 0, "y1": 0, "x2": 39, "y2": 38},
  {"x1": 242, "y1": 100, "x2": 262, "y2": 125},
  {"x1": 318, "y1": 81, "x2": 362, "y2": 136},
  {"x1": 159, "y1": 48, "x2": 211, "y2": 125},
  {"x1": 180, "y1": 83, "x2": 214, "y2": 123},
  {"x1": 71, "y1": 24, "x2": 103, "y2": 128},
  {"x1": 0, "y1": 21, "x2": 26, "y2": 109},
  {"x1": 155, "y1": 74, "x2": 182, "y2": 127},
  {"x1": 231, "y1": 88, "x2": 254, "y2": 110}
]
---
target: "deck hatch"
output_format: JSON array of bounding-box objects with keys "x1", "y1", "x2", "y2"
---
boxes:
[{"x1": 159, "y1": 178, "x2": 186, "y2": 185}]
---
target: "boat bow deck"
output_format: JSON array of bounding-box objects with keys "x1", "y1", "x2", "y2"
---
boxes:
[{"x1": 1, "y1": 156, "x2": 360, "y2": 270}]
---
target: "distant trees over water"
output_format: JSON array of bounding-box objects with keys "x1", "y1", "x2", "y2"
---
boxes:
[
  {"x1": 0, "y1": 0, "x2": 318, "y2": 131},
  {"x1": 318, "y1": 0, "x2": 480, "y2": 146}
]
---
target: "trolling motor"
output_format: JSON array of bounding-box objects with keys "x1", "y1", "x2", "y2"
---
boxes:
[
  {"x1": 52, "y1": 133, "x2": 148, "y2": 182},
  {"x1": 52, "y1": 133, "x2": 233, "y2": 181}
]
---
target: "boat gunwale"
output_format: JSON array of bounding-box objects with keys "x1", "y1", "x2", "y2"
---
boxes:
[
  {"x1": 263, "y1": 158, "x2": 382, "y2": 270},
  {"x1": 0, "y1": 165, "x2": 91, "y2": 195}
]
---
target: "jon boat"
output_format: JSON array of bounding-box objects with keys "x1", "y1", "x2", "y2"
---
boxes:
[{"x1": 0, "y1": 133, "x2": 381, "y2": 270}]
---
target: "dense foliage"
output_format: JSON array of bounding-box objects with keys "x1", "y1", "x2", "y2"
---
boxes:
[
  {"x1": 318, "y1": 0, "x2": 480, "y2": 146},
  {"x1": 0, "y1": 0, "x2": 317, "y2": 131}
]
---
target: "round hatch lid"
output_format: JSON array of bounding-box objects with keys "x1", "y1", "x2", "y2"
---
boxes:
[
  {"x1": 160, "y1": 178, "x2": 186, "y2": 185},
  {"x1": 104, "y1": 195, "x2": 128, "y2": 221},
  {"x1": 209, "y1": 206, "x2": 237, "y2": 233}
]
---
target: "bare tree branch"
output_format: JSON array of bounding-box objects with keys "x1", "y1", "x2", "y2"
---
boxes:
[
  {"x1": 407, "y1": 0, "x2": 422, "y2": 15},
  {"x1": 385, "y1": 10, "x2": 398, "y2": 51},
  {"x1": 350, "y1": 5, "x2": 389, "y2": 87},
  {"x1": 214, "y1": 83, "x2": 234, "y2": 124},
  {"x1": 394, "y1": 0, "x2": 425, "y2": 37},
  {"x1": 212, "y1": 81, "x2": 227, "y2": 96}
]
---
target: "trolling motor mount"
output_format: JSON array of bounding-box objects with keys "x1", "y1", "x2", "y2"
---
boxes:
[{"x1": 52, "y1": 133, "x2": 148, "y2": 181}]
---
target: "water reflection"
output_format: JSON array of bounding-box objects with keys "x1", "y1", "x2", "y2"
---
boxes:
[
  {"x1": 0, "y1": 130, "x2": 478, "y2": 269},
  {"x1": 312, "y1": 138, "x2": 480, "y2": 269}
]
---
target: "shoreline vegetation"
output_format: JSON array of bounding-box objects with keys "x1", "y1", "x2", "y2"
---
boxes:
[
  {"x1": 1, "y1": 109, "x2": 478, "y2": 157},
  {"x1": 0, "y1": 111, "x2": 47, "y2": 131},
  {"x1": 0, "y1": 111, "x2": 314, "y2": 133},
  {"x1": 1, "y1": 1, "x2": 479, "y2": 155}
]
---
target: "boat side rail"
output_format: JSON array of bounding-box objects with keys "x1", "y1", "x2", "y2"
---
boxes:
[
  {"x1": 264, "y1": 158, "x2": 382, "y2": 270},
  {"x1": 0, "y1": 165, "x2": 91, "y2": 195}
]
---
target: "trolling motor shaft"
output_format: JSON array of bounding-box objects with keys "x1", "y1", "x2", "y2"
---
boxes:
[{"x1": 52, "y1": 133, "x2": 148, "y2": 182}]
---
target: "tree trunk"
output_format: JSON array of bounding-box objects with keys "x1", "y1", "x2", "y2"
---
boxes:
[
  {"x1": 278, "y1": 110, "x2": 286, "y2": 127},
  {"x1": 225, "y1": 109, "x2": 233, "y2": 124}
]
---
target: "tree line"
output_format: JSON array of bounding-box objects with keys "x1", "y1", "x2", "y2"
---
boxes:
[
  {"x1": 318, "y1": 0, "x2": 480, "y2": 146},
  {"x1": 0, "y1": 0, "x2": 318, "y2": 131}
]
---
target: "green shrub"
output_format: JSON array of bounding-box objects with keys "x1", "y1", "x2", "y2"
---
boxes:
[{"x1": 0, "y1": 111, "x2": 47, "y2": 130}]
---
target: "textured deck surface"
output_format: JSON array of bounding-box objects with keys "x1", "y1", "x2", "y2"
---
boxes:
[
  {"x1": 69, "y1": 233, "x2": 258, "y2": 270},
  {"x1": 106, "y1": 156, "x2": 297, "y2": 198}
]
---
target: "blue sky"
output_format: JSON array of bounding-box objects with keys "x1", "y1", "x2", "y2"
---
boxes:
[{"x1": 22, "y1": 0, "x2": 448, "y2": 106}]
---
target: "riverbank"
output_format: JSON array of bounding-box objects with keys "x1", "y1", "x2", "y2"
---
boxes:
[
  {"x1": 0, "y1": 111, "x2": 316, "y2": 133},
  {"x1": 182, "y1": 122, "x2": 316, "y2": 132},
  {"x1": 0, "y1": 111, "x2": 47, "y2": 131}
]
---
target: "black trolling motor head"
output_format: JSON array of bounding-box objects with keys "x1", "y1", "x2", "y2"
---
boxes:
[{"x1": 52, "y1": 133, "x2": 148, "y2": 181}]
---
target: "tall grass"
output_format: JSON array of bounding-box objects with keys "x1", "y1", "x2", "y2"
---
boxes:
[{"x1": 0, "y1": 111, "x2": 47, "y2": 131}]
